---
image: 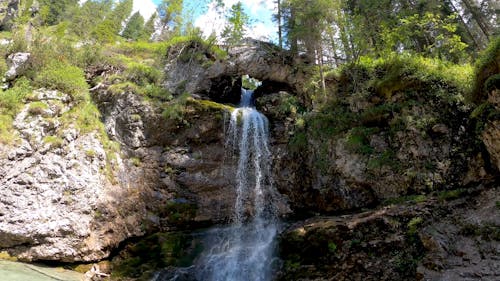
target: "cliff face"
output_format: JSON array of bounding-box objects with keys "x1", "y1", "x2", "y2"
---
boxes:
[{"x1": 0, "y1": 38, "x2": 498, "y2": 280}]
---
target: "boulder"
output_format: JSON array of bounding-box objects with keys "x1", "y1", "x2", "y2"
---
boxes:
[{"x1": 5, "y1": 52, "x2": 30, "y2": 81}]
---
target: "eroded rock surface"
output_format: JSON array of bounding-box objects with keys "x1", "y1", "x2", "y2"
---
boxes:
[
  {"x1": 278, "y1": 187, "x2": 499, "y2": 281},
  {"x1": 0, "y1": 90, "x2": 140, "y2": 262}
]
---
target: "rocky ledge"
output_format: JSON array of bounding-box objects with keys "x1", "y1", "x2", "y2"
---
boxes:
[{"x1": 278, "y1": 187, "x2": 499, "y2": 281}]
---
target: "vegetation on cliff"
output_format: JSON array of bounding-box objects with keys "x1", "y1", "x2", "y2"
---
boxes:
[{"x1": 0, "y1": 0, "x2": 498, "y2": 280}]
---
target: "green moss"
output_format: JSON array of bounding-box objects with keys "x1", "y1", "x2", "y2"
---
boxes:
[
  {"x1": 407, "y1": 217, "x2": 423, "y2": 236},
  {"x1": 160, "y1": 201, "x2": 197, "y2": 225},
  {"x1": 111, "y1": 232, "x2": 203, "y2": 280},
  {"x1": 108, "y1": 81, "x2": 141, "y2": 95},
  {"x1": 131, "y1": 157, "x2": 141, "y2": 167},
  {"x1": 345, "y1": 127, "x2": 377, "y2": 155},
  {"x1": 367, "y1": 150, "x2": 399, "y2": 170},
  {"x1": 437, "y1": 188, "x2": 466, "y2": 201},
  {"x1": 189, "y1": 98, "x2": 234, "y2": 112},
  {"x1": 0, "y1": 77, "x2": 32, "y2": 144},
  {"x1": 0, "y1": 251, "x2": 17, "y2": 261},
  {"x1": 124, "y1": 62, "x2": 161, "y2": 87},
  {"x1": 85, "y1": 149, "x2": 96, "y2": 158},
  {"x1": 27, "y1": 101, "x2": 49, "y2": 115},
  {"x1": 327, "y1": 242, "x2": 337, "y2": 253},
  {"x1": 470, "y1": 37, "x2": 500, "y2": 104},
  {"x1": 0, "y1": 114, "x2": 16, "y2": 144}
]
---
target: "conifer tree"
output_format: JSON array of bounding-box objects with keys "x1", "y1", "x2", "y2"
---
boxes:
[
  {"x1": 122, "y1": 11, "x2": 145, "y2": 40},
  {"x1": 221, "y1": 2, "x2": 249, "y2": 47}
]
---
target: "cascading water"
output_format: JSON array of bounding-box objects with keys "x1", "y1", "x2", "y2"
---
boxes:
[{"x1": 194, "y1": 89, "x2": 280, "y2": 281}]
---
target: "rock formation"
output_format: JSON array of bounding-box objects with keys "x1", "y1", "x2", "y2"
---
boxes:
[{"x1": 0, "y1": 37, "x2": 498, "y2": 281}]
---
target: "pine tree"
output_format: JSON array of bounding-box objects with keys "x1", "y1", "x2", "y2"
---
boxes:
[
  {"x1": 122, "y1": 11, "x2": 145, "y2": 40},
  {"x1": 39, "y1": 0, "x2": 79, "y2": 26},
  {"x1": 221, "y1": 2, "x2": 249, "y2": 47},
  {"x1": 141, "y1": 12, "x2": 158, "y2": 41},
  {"x1": 157, "y1": 0, "x2": 184, "y2": 38}
]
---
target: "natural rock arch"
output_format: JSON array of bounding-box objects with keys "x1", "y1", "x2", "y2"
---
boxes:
[{"x1": 163, "y1": 38, "x2": 303, "y2": 104}]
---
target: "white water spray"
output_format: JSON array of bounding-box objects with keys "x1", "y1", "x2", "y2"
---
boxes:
[{"x1": 195, "y1": 89, "x2": 280, "y2": 281}]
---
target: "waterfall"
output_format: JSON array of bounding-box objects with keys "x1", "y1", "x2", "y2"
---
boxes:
[{"x1": 194, "y1": 89, "x2": 280, "y2": 281}]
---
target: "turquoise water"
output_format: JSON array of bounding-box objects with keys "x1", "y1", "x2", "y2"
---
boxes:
[{"x1": 0, "y1": 260, "x2": 82, "y2": 281}]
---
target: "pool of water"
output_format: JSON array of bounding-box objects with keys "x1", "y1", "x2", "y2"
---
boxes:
[{"x1": 0, "y1": 260, "x2": 82, "y2": 281}]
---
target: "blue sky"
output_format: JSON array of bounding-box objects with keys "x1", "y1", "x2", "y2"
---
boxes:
[{"x1": 136, "y1": 0, "x2": 276, "y2": 41}]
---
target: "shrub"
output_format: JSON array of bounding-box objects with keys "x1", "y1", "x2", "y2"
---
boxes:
[
  {"x1": 470, "y1": 37, "x2": 500, "y2": 104},
  {"x1": 0, "y1": 77, "x2": 32, "y2": 115},
  {"x1": 34, "y1": 61, "x2": 88, "y2": 100},
  {"x1": 125, "y1": 62, "x2": 161, "y2": 86}
]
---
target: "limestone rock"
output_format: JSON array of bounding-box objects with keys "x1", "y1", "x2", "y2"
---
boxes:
[
  {"x1": 0, "y1": 90, "x2": 142, "y2": 262},
  {"x1": 482, "y1": 120, "x2": 500, "y2": 171},
  {"x1": 5, "y1": 52, "x2": 30, "y2": 81},
  {"x1": 163, "y1": 38, "x2": 302, "y2": 104}
]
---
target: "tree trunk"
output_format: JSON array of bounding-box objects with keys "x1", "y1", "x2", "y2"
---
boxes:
[
  {"x1": 446, "y1": 0, "x2": 481, "y2": 50},
  {"x1": 277, "y1": 0, "x2": 282, "y2": 49},
  {"x1": 318, "y1": 45, "x2": 326, "y2": 96},
  {"x1": 461, "y1": 0, "x2": 491, "y2": 41}
]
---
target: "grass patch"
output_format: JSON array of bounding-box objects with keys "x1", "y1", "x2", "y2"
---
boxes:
[
  {"x1": 42, "y1": 135, "x2": 64, "y2": 149},
  {"x1": 34, "y1": 60, "x2": 88, "y2": 101},
  {"x1": 27, "y1": 101, "x2": 48, "y2": 115}
]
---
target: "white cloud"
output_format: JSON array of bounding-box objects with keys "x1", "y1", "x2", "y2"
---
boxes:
[
  {"x1": 249, "y1": 22, "x2": 275, "y2": 41},
  {"x1": 133, "y1": 0, "x2": 157, "y2": 20}
]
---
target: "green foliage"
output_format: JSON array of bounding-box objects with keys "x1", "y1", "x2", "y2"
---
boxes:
[
  {"x1": 42, "y1": 135, "x2": 64, "y2": 149},
  {"x1": 122, "y1": 11, "x2": 145, "y2": 41},
  {"x1": 241, "y1": 75, "x2": 260, "y2": 90},
  {"x1": 39, "y1": 0, "x2": 79, "y2": 26},
  {"x1": 162, "y1": 93, "x2": 191, "y2": 121},
  {"x1": 0, "y1": 77, "x2": 32, "y2": 144},
  {"x1": 470, "y1": 37, "x2": 500, "y2": 104},
  {"x1": 27, "y1": 101, "x2": 49, "y2": 116},
  {"x1": 124, "y1": 62, "x2": 162, "y2": 87},
  {"x1": 157, "y1": 0, "x2": 184, "y2": 39},
  {"x1": 345, "y1": 127, "x2": 377, "y2": 155},
  {"x1": 407, "y1": 217, "x2": 423, "y2": 236},
  {"x1": 34, "y1": 61, "x2": 88, "y2": 100},
  {"x1": 437, "y1": 188, "x2": 467, "y2": 201},
  {"x1": 111, "y1": 232, "x2": 202, "y2": 280},
  {"x1": 221, "y1": 2, "x2": 250, "y2": 47},
  {"x1": 385, "y1": 13, "x2": 468, "y2": 62},
  {"x1": 141, "y1": 12, "x2": 157, "y2": 41},
  {"x1": 0, "y1": 77, "x2": 32, "y2": 116},
  {"x1": 327, "y1": 242, "x2": 337, "y2": 253}
]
